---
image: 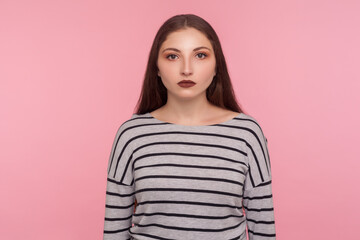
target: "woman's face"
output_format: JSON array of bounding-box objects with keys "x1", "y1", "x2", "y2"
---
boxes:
[{"x1": 157, "y1": 27, "x2": 216, "y2": 101}]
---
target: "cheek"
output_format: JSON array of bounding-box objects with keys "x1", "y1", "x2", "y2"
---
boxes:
[
  {"x1": 158, "y1": 61, "x2": 176, "y2": 77},
  {"x1": 159, "y1": 69, "x2": 176, "y2": 82},
  {"x1": 157, "y1": 65, "x2": 175, "y2": 88},
  {"x1": 197, "y1": 61, "x2": 216, "y2": 79}
]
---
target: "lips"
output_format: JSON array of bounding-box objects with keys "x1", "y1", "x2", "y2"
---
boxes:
[
  {"x1": 178, "y1": 80, "x2": 195, "y2": 84},
  {"x1": 177, "y1": 80, "x2": 196, "y2": 88}
]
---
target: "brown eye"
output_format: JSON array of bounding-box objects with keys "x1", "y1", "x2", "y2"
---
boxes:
[
  {"x1": 166, "y1": 54, "x2": 178, "y2": 60},
  {"x1": 197, "y1": 53, "x2": 207, "y2": 59}
]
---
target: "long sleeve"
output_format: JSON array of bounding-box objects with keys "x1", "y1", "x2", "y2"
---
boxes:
[
  {"x1": 242, "y1": 131, "x2": 276, "y2": 239},
  {"x1": 103, "y1": 124, "x2": 135, "y2": 240}
]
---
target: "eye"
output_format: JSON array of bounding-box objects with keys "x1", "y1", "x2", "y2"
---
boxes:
[
  {"x1": 196, "y1": 52, "x2": 207, "y2": 59},
  {"x1": 165, "y1": 52, "x2": 208, "y2": 60},
  {"x1": 166, "y1": 54, "x2": 178, "y2": 60}
]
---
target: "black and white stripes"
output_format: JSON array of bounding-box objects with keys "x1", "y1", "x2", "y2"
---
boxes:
[{"x1": 104, "y1": 112, "x2": 276, "y2": 240}]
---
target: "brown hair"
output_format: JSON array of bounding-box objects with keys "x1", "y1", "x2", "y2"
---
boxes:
[{"x1": 134, "y1": 14, "x2": 244, "y2": 114}]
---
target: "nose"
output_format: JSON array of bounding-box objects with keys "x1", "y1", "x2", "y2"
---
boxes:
[{"x1": 181, "y1": 57, "x2": 193, "y2": 76}]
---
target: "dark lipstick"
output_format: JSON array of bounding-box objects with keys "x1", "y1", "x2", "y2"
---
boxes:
[{"x1": 178, "y1": 80, "x2": 196, "y2": 88}]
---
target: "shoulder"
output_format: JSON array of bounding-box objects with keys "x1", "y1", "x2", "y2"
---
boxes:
[
  {"x1": 113, "y1": 112, "x2": 151, "y2": 138},
  {"x1": 231, "y1": 112, "x2": 268, "y2": 146},
  {"x1": 116, "y1": 112, "x2": 149, "y2": 128},
  {"x1": 234, "y1": 112, "x2": 266, "y2": 133}
]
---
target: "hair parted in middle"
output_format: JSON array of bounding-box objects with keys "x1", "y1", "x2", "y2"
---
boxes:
[{"x1": 134, "y1": 13, "x2": 244, "y2": 115}]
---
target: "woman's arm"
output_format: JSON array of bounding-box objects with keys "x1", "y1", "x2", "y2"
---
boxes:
[
  {"x1": 103, "y1": 124, "x2": 135, "y2": 240},
  {"x1": 103, "y1": 179, "x2": 135, "y2": 240},
  {"x1": 242, "y1": 129, "x2": 276, "y2": 239}
]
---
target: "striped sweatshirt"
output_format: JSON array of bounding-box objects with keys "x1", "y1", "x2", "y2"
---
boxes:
[{"x1": 103, "y1": 112, "x2": 276, "y2": 240}]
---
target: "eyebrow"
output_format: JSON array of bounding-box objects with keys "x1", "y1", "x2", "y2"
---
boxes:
[{"x1": 161, "y1": 46, "x2": 211, "y2": 53}]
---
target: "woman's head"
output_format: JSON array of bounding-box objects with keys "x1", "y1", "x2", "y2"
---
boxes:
[
  {"x1": 157, "y1": 27, "x2": 217, "y2": 102},
  {"x1": 135, "y1": 14, "x2": 243, "y2": 114}
]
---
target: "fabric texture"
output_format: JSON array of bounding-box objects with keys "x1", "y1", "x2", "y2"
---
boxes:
[{"x1": 103, "y1": 112, "x2": 276, "y2": 240}]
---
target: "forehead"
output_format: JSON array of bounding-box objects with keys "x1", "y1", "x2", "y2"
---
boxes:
[{"x1": 160, "y1": 28, "x2": 213, "y2": 50}]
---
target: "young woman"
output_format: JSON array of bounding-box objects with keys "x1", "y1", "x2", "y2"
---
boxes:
[{"x1": 104, "y1": 14, "x2": 276, "y2": 240}]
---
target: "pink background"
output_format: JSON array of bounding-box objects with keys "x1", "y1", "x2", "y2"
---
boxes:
[{"x1": 1, "y1": 0, "x2": 359, "y2": 239}]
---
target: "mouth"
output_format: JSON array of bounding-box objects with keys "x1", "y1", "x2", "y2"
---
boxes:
[
  {"x1": 177, "y1": 80, "x2": 196, "y2": 88},
  {"x1": 178, "y1": 80, "x2": 195, "y2": 84}
]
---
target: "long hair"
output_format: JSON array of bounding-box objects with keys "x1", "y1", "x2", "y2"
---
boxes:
[{"x1": 134, "y1": 14, "x2": 244, "y2": 114}]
